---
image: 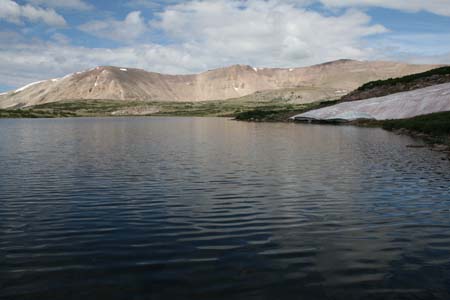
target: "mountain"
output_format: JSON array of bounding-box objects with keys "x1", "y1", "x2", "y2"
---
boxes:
[{"x1": 0, "y1": 59, "x2": 442, "y2": 109}]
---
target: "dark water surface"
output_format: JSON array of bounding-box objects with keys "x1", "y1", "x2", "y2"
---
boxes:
[{"x1": 1, "y1": 117, "x2": 450, "y2": 300}]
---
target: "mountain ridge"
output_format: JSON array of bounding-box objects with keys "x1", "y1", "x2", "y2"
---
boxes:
[{"x1": 0, "y1": 59, "x2": 443, "y2": 109}]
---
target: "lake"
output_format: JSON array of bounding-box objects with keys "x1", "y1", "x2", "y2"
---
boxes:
[{"x1": 1, "y1": 117, "x2": 450, "y2": 300}]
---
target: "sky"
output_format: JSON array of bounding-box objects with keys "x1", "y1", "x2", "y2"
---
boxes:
[{"x1": 1, "y1": 0, "x2": 450, "y2": 91}]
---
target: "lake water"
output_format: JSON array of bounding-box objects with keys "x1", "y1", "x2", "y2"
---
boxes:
[{"x1": 1, "y1": 117, "x2": 450, "y2": 300}]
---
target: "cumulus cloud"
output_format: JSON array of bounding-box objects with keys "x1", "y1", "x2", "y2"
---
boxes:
[
  {"x1": 0, "y1": 0, "x2": 66, "y2": 26},
  {"x1": 0, "y1": 42, "x2": 206, "y2": 88},
  {"x1": 78, "y1": 11, "x2": 147, "y2": 42},
  {"x1": 27, "y1": 0, "x2": 93, "y2": 11},
  {"x1": 153, "y1": 0, "x2": 387, "y2": 67},
  {"x1": 319, "y1": 0, "x2": 450, "y2": 17}
]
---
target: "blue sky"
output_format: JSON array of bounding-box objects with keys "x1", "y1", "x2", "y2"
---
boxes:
[{"x1": 1, "y1": 0, "x2": 450, "y2": 92}]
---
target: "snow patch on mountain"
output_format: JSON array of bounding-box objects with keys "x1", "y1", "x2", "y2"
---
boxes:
[
  {"x1": 292, "y1": 82, "x2": 450, "y2": 121},
  {"x1": 15, "y1": 80, "x2": 46, "y2": 93}
]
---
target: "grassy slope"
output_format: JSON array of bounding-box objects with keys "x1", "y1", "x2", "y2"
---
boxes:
[
  {"x1": 381, "y1": 111, "x2": 450, "y2": 137},
  {"x1": 0, "y1": 98, "x2": 317, "y2": 118},
  {"x1": 234, "y1": 100, "x2": 339, "y2": 122},
  {"x1": 0, "y1": 108, "x2": 76, "y2": 118},
  {"x1": 356, "y1": 66, "x2": 450, "y2": 92},
  {"x1": 342, "y1": 66, "x2": 450, "y2": 101}
]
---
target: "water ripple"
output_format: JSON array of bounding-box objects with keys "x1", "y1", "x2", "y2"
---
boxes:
[{"x1": 1, "y1": 117, "x2": 450, "y2": 300}]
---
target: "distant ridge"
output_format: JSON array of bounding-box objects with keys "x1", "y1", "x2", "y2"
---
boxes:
[{"x1": 0, "y1": 60, "x2": 442, "y2": 109}]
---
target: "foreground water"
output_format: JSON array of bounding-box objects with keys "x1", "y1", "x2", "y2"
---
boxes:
[{"x1": 1, "y1": 117, "x2": 450, "y2": 300}]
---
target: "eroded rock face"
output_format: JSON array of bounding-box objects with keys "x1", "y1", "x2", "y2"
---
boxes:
[
  {"x1": 0, "y1": 60, "x2": 441, "y2": 108},
  {"x1": 292, "y1": 83, "x2": 450, "y2": 121}
]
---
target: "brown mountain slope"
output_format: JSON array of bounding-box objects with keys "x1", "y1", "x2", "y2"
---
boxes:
[{"x1": 0, "y1": 59, "x2": 442, "y2": 108}]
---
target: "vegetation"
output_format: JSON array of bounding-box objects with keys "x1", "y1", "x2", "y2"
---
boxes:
[
  {"x1": 234, "y1": 100, "x2": 339, "y2": 122},
  {"x1": 0, "y1": 108, "x2": 76, "y2": 118},
  {"x1": 0, "y1": 98, "x2": 325, "y2": 119},
  {"x1": 32, "y1": 100, "x2": 147, "y2": 115},
  {"x1": 356, "y1": 66, "x2": 450, "y2": 92},
  {"x1": 354, "y1": 111, "x2": 450, "y2": 146},
  {"x1": 380, "y1": 111, "x2": 450, "y2": 136}
]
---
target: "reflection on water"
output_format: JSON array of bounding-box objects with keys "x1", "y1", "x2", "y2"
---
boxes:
[{"x1": 1, "y1": 117, "x2": 450, "y2": 300}]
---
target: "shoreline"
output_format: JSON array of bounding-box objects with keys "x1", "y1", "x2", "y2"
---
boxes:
[
  {"x1": 2, "y1": 104, "x2": 449, "y2": 156},
  {"x1": 236, "y1": 114, "x2": 450, "y2": 156},
  {"x1": 385, "y1": 128, "x2": 450, "y2": 155}
]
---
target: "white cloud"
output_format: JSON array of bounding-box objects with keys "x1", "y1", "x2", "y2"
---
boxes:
[
  {"x1": 0, "y1": 0, "x2": 66, "y2": 26},
  {"x1": 27, "y1": 0, "x2": 93, "y2": 11},
  {"x1": 153, "y1": 0, "x2": 387, "y2": 67},
  {"x1": 125, "y1": 0, "x2": 184, "y2": 10},
  {"x1": 0, "y1": 42, "x2": 206, "y2": 88},
  {"x1": 1, "y1": 0, "x2": 449, "y2": 90},
  {"x1": 319, "y1": 0, "x2": 450, "y2": 17},
  {"x1": 78, "y1": 11, "x2": 147, "y2": 42},
  {"x1": 51, "y1": 33, "x2": 71, "y2": 44},
  {"x1": 0, "y1": 30, "x2": 23, "y2": 43}
]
